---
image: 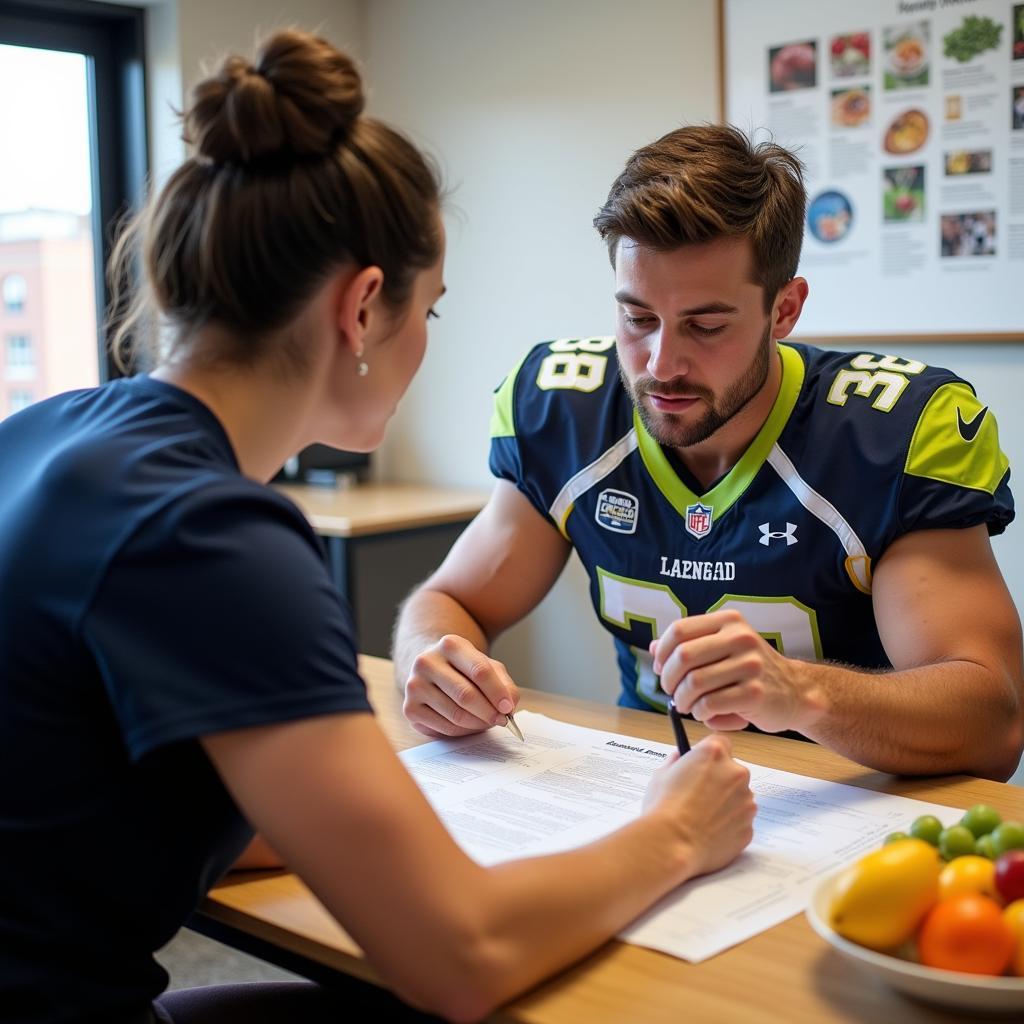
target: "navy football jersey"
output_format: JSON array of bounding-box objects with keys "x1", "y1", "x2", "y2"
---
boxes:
[{"x1": 489, "y1": 339, "x2": 1014, "y2": 712}]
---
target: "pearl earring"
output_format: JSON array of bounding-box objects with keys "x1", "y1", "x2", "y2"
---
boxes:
[{"x1": 355, "y1": 345, "x2": 368, "y2": 377}]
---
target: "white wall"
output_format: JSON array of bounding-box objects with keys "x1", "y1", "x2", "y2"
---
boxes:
[{"x1": 144, "y1": 0, "x2": 364, "y2": 184}]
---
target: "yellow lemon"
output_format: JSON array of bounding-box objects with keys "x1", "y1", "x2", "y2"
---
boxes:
[
  {"x1": 1004, "y1": 900, "x2": 1024, "y2": 976},
  {"x1": 829, "y1": 838, "x2": 941, "y2": 950},
  {"x1": 938, "y1": 855, "x2": 999, "y2": 902}
]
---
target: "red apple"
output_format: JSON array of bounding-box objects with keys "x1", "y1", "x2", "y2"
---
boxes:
[{"x1": 995, "y1": 850, "x2": 1024, "y2": 904}]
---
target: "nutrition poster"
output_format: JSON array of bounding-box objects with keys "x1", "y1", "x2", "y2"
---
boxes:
[{"x1": 723, "y1": 0, "x2": 1024, "y2": 341}]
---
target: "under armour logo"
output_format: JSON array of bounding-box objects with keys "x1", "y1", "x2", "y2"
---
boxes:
[{"x1": 759, "y1": 522, "x2": 798, "y2": 546}]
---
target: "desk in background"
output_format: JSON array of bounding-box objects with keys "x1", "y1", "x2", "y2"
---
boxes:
[
  {"x1": 194, "y1": 655, "x2": 1024, "y2": 1023},
  {"x1": 274, "y1": 483, "x2": 489, "y2": 657}
]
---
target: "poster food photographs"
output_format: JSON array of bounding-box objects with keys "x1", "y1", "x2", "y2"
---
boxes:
[{"x1": 724, "y1": 0, "x2": 1024, "y2": 341}]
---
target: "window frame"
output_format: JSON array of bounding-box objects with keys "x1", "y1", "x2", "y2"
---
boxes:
[
  {"x1": 0, "y1": 0, "x2": 148, "y2": 381},
  {"x1": 2, "y1": 273, "x2": 27, "y2": 314},
  {"x1": 5, "y1": 334, "x2": 34, "y2": 369}
]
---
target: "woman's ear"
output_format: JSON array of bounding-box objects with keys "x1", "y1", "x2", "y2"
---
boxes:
[{"x1": 336, "y1": 266, "x2": 385, "y2": 356}]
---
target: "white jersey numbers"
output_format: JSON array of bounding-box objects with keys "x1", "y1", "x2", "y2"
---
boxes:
[
  {"x1": 827, "y1": 352, "x2": 927, "y2": 413},
  {"x1": 597, "y1": 569, "x2": 822, "y2": 710},
  {"x1": 536, "y1": 336, "x2": 616, "y2": 393}
]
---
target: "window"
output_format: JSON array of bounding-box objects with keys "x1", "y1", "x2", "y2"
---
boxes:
[
  {"x1": 8, "y1": 389, "x2": 33, "y2": 413},
  {"x1": 2, "y1": 273, "x2": 26, "y2": 314},
  {"x1": 0, "y1": 0, "x2": 147, "y2": 401},
  {"x1": 5, "y1": 331, "x2": 33, "y2": 376}
]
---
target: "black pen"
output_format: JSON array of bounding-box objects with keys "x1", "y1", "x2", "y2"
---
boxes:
[{"x1": 668, "y1": 702, "x2": 691, "y2": 755}]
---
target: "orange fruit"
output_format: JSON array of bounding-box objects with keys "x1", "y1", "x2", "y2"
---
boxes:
[
  {"x1": 1004, "y1": 900, "x2": 1024, "y2": 976},
  {"x1": 938, "y1": 855, "x2": 999, "y2": 902},
  {"x1": 918, "y1": 894, "x2": 1014, "y2": 975}
]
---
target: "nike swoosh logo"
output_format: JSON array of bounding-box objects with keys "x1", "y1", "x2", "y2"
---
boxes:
[{"x1": 957, "y1": 405, "x2": 988, "y2": 442}]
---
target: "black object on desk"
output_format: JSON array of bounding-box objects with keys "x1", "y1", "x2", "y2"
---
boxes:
[
  {"x1": 668, "y1": 704, "x2": 691, "y2": 754},
  {"x1": 276, "y1": 444, "x2": 370, "y2": 487}
]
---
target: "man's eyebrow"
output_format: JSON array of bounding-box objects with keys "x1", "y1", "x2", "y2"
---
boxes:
[
  {"x1": 614, "y1": 290, "x2": 650, "y2": 308},
  {"x1": 677, "y1": 301, "x2": 738, "y2": 316},
  {"x1": 614, "y1": 292, "x2": 739, "y2": 318}
]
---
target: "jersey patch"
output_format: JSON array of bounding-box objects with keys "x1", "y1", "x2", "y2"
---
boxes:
[
  {"x1": 595, "y1": 488, "x2": 639, "y2": 534},
  {"x1": 685, "y1": 501, "x2": 714, "y2": 539}
]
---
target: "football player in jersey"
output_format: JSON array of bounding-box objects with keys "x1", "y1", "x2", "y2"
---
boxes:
[{"x1": 393, "y1": 124, "x2": 1023, "y2": 780}]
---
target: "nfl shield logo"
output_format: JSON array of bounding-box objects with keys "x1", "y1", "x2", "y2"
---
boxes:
[{"x1": 685, "y1": 502, "x2": 714, "y2": 540}]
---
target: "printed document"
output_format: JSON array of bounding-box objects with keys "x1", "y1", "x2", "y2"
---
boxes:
[{"x1": 400, "y1": 711, "x2": 964, "y2": 962}]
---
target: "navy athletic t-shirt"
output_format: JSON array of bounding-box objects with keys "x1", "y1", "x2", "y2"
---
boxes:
[{"x1": 0, "y1": 376, "x2": 372, "y2": 1023}]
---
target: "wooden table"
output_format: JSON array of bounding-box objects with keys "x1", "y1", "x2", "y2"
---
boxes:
[
  {"x1": 274, "y1": 483, "x2": 489, "y2": 657},
  {"x1": 195, "y1": 656, "x2": 1024, "y2": 1022}
]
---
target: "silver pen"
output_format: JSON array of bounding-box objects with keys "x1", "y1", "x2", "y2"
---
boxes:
[{"x1": 504, "y1": 712, "x2": 525, "y2": 742}]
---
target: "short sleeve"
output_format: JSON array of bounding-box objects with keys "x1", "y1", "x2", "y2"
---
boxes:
[
  {"x1": 488, "y1": 347, "x2": 557, "y2": 522},
  {"x1": 488, "y1": 337, "x2": 627, "y2": 535},
  {"x1": 898, "y1": 381, "x2": 1014, "y2": 537},
  {"x1": 81, "y1": 483, "x2": 372, "y2": 761}
]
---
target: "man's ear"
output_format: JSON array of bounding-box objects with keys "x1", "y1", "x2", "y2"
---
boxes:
[
  {"x1": 336, "y1": 266, "x2": 385, "y2": 355},
  {"x1": 771, "y1": 277, "x2": 809, "y2": 341}
]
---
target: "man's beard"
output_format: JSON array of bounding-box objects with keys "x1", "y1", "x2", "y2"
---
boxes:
[{"x1": 621, "y1": 321, "x2": 773, "y2": 449}]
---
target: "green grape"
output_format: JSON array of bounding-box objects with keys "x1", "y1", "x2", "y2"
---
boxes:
[
  {"x1": 961, "y1": 804, "x2": 1001, "y2": 838},
  {"x1": 883, "y1": 831, "x2": 909, "y2": 845},
  {"x1": 976, "y1": 833, "x2": 998, "y2": 859},
  {"x1": 909, "y1": 815, "x2": 943, "y2": 846},
  {"x1": 992, "y1": 821, "x2": 1024, "y2": 855},
  {"x1": 939, "y1": 824, "x2": 976, "y2": 860}
]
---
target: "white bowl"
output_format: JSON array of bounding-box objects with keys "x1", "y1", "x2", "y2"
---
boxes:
[{"x1": 807, "y1": 873, "x2": 1024, "y2": 1015}]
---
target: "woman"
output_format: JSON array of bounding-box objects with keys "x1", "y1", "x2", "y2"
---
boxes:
[{"x1": 0, "y1": 29, "x2": 756, "y2": 1024}]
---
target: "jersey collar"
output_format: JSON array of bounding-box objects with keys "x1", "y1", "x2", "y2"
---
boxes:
[{"x1": 634, "y1": 342, "x2": 805, "y2": 521}]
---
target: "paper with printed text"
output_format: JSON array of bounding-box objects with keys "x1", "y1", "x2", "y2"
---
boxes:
[{"x1": 400, "y1": 711, "x2": 964, "y2": 962}]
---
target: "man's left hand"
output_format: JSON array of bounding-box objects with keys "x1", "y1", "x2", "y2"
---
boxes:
[{"x1": 650, "y1": 609, "x2": 825, "y2": 734}]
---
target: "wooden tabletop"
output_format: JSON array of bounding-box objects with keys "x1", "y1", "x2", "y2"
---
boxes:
[
  {"x1": 273, "y1": 482, "x2": 490, "y2": 537},
  {"x1": 201, "y1": 656, "x2": 1024, "y2": 1023}
]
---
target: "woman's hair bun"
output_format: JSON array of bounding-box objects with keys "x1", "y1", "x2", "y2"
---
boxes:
[{"x1": 185, "y1": 29, "x2": 364, "y2": 166}]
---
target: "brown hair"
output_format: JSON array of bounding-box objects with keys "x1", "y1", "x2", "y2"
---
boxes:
[
  {"x1": 109, "y1": 29, "x2": 442, "y2": 372},
  {"x1": 593, "y1": 124, "x2": 805, "y2": 310}
]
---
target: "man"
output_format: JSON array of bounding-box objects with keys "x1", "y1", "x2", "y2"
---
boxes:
[{"x1": 393, "y1": 124, "x2": 1023, "y2": 780}]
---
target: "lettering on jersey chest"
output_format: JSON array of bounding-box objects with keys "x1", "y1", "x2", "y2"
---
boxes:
[{"x1": 658, "y1": 557, "x2": 736, "y2": 581}]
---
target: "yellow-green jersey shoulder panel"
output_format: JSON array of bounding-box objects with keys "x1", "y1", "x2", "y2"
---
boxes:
[
  {"x1": 488, "y1": 349, "x2": 530, "y2": 440},
  {"x1": 488, "y1": 337, "x2": 617, "y2": 440},
  {"x1": 905, "y1": 382, "x2": 1009, "y2": 496}
]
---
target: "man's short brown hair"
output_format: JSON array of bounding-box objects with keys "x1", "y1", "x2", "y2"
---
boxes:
[{"x1": 594, "y1": 124, "x2": 806, "y2": 310}]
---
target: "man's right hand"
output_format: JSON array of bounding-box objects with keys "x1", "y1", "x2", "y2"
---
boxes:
[
  {"x1": 402, "y1": 634, "x2": 521, "y2": 738},
  {"x1": 642, "y1": 733, "x2": 756, "y2": 879}
]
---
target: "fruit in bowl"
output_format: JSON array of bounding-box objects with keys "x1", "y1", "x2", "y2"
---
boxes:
[
  {"x1": 808, "y1": 880, "x2": 1024, "y2": 1014},
  {"x1": 829, "y1": 838, "x2": 940, "y2": 950},
  {"x1": 812, "y1": 804, "x2": 1024, "y2": 1004},
  {"x1": 917, "y1": 893, "x2": 1014, "y2": 975}
]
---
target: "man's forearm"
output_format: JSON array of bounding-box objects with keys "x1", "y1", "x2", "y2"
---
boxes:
[
  {"x1": 795, "y1": 658, "x2": 1023, "y2": 781},
  {"x1": 392, "y1": 587, "x2": 491, "y2": 692}
]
